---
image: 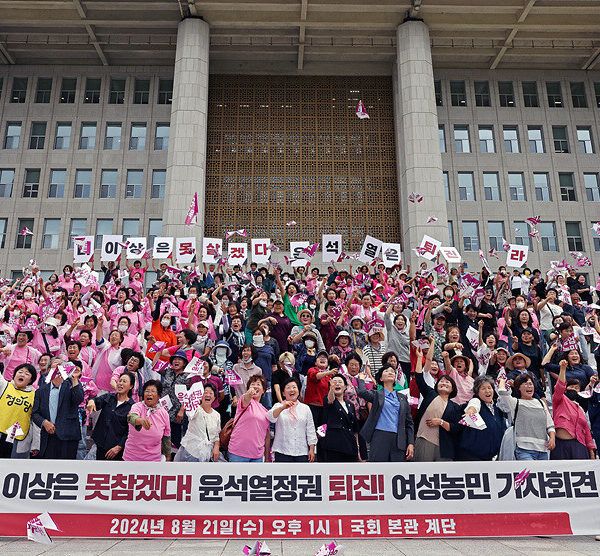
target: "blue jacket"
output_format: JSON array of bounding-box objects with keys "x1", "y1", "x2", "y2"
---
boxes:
[{"x1": 458, "y1": 400, "x2": 507, "y2": 460}]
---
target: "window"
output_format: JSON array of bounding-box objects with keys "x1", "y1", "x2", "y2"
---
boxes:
[
  {"x1": 474, "y1": 81, "x2": 491, "y2": 107},
  {"x1": 570, "y1": 82, "x2": 587, "y2": 108},
  {"x1": 514, "y1": 221, "x2": 532, "y2": 249},
  {"x1": 595, "y1": 82, "x2": 600, "y2": 108},
  {"x1": 59, "y1": 78, "x2": 76, "y2": 103},
  {"x1": 540, "y1": 222, "x2": 558, "y2": 252},
  {"x1": 508, "y1": 173, "x2": 526, "y2": 201},
  {"x1": 122, "y1": 218, "x2": 140, "y2": 238},
  {"x1": 74, "y1": 169, "x2": 92, "y2": 198},
  {"x1": 488, "y1": 221, "x2": 505, "y2": 251},
  {"x1": 134, "y1": 79, "x2": 150, "y2": 104},
  {"x1": 0, "y1": 219, "x2": 6, "y2": 248},
  {"x1": 16, "y1": 218, "x2": 34, "y2": 248},
  {"x1": 95, "y1": 219, "x2": 113, "y2": 249},
  {"x1": 151, "y1": 169, "x2": 166, "y2": 199},
  {"x1": 79, "y1": 122, "x2": 97, "y2": 150},
  {"x1": 447, "y1": 221, "x2": 454, "y2": 247},
  {"x1": 478, "y1": 126, "x2": 495, "y2": 153},
  {"x1": 125, "y1": 170, "x2": 143, "y2": 198},
  {"x1": 527, "y1": 126, "x2": 544, "y2": 154},
  {"x1": 84, "y1": 78, "x2": 101, "y2": 104},
  {"x1": 498, "y1": 81, "x2": 515, "y2": 107},
  {"x1": 552, "y1": 126, "x2": 569, "y2": 153},
  {"x1": 54, "y1": 122, "x2": 71, "y2": 150},
  {"x1": 443, "y1": 172, "x2": 450, "y2": 201},
  {"x1": 458, "y1": 172, "x2": 475, "y2": 200},
  {"x1": 576, "y1": 127, "x2": 594, "y2": 153},
  {"x1": 434, "y1": 80, "x2": 443, "y2": 106},
  {"x1": 148, "y1": 218, "x2": 162, "y2": 246},
  {"x1": 450, "y1": 81, "x2": 467, "y2": 106},
  {"x1": 42, "y1": 219, "x2": 60, "y2": 249},
  {"x1": 483, "y1": 172, "x2": 501, "y2": 200},
  {"x1": 462, "y1": 221, "x2": 479, "y2": 251},
  {"x1": 154, "y1": 123, "x2": 169, "y2": 150},
  {"x1": 129, "y1": 123, "x2": 146, "y2": 150},
  {"x1": 68, "y1": 219, "x2": 87, "y2": 249},
  {"x1": 35, "y1": 78, "x2": 52, "y2": 103},
  {"x1": 29, "y1": 122, "x2": 46, "y2": 150},
  {"x1": 109, "y1": 78, "x2": 126, "y2": 104},
  {"x1": 100, "y1": 169, "x2": 118, "y2": 198},
  {"x1": 157, "y1": 79, "x2": 173, "y2": 104},
  {"x1": 48, "y1": 169, "x2": 66, "y2": 198},
  {"x1": 546, "y1": 81, "x2": 562, "y2": 107},
  {"x1": 23, "y1": 169, "x2": 40, "y2": 198},
  {"x1": 453, "y1": 125, "x2": 470, "y2": 153},
  {"x1": 594, "y1": 224, "x2": 600, "y2": 252},
  {"x1": 503, "y1": 126, "x2": 520, "y2": 153},
  {"x1": 584, "y1": 173, "x2": 600, "y2": 201},
  {"x1": 438, "y1": 126, "x2": 446, "y2": 153},
  {"x1": 104, "y1": 123, "x2": 122, "y2": 150},
  {"x1": 559, "y1": 173, "x2": 577, "y2": 201},
  {"x1": 4, "y1": 122, "x2": 21, "y2": 149},
  {"x1": 533, "y1": 173, "x2": 551, "y2": 202},
  {"x1": 565, "y1": 222, "x2": 584, "y2": 251},
  {"x1": 522, "y1": 81, "x2": 539, "y2": 107},
  {"x1": 10, "y1": 78, "x2": 27, "y2": 103},
  {"x1": 0, "y1": 169, "x2": 14, "y2": 197}
]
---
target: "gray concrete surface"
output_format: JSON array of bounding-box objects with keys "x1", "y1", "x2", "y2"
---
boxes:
[{"x1": 1, "y1": 536, "x2": 598, "y2": 555}]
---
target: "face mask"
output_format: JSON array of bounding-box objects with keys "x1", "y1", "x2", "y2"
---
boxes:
[
  {"x1": 23, "y1": 292, "x2": 32, "y2": 300},
  {"x1": 175, "y1": 291, "x2": 181, "y2": 297},
  {"x1": 222, "y1": 300, "x2": 229, "y2": 307},
  {"x1": 309, "y1": 304, "x2": 316, "y2": 310},
  {"x1": 305, "y1": 339, "x2": 315, "y2": 349},
  {"x1": 123, "y1": 302, "x2": 133, "y2": 312},
  {"x1": 516, "y1": 302, "x2": 525, "y2": 309},
  {"x1": 118, "y1": 324, "x2": 129, "y2": 333},
  {"x1": 64, "y1": 271, "x2": 71, "y2": 277},
  {"x1": 565, "y1": 390, "x2": 579, "y2": 402},
  {"x1": 161, "y1": 318, "x2": 171, "y2": 328},
  {"x1": 259, "y1": 300, "x2": 268, "y2": 308},
  {"x1": 189, "y1": 293, "x2": 197, "y2": 300},
  {"x1": 13, "y1": 310, "x2": 21, "y2": 317},
  {"x1": 253, "y1": 336, "x2": 265, "y2": 347},
  {"x1": 283, "y1": 362, "x2": 295, "y2": 374}
]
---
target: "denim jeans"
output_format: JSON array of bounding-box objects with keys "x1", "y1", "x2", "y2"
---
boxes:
[
  {"x1": 515, "y1": 446, "x2": 549, "y2": 460},
  {"x1": 228, "y1": 452, "x2": 263, "y2": 462}
]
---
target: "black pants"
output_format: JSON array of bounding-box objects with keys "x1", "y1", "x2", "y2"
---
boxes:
[
  {"x1": 368, "y1": 430, "x2": 406, "y2": 462},
  {"x1": 42, "y1": 435, "x2": 78, "y2": 460},
  {"x1": 274, "y1": 452, "x2": 309, "y2": 462},
  {"x1": 95, "y1": 444, "x2": 124, "y2": 461},
  {"x1": 0, "y1": 434, "x2": 14, "y2": 458},
  {"x1": 323, "y1": 449, "x2": 357, "y2": 463}
]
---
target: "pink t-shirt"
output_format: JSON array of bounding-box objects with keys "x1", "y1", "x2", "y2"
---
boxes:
[
  {"x1": 1, "y1": 344, "x2": 42, "y2": 381},
  {"x1": 123, "y1": 402, "x2": 171, "y2": 462},
  {"x1": 228, "y1": 398, "x2": 270, "y2": 460}
]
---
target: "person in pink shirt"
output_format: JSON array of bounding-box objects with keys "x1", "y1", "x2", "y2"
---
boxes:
[
  {"x1": 18, "y1": 285, "x2": 39, "y2": 315},
  {"x1": 109, "y1": 351, "x2": 145, "y2": 402},
  {"x1": 65, "y1": 341, "x2": 92, "y2": 376},
  {"x1": 0, "y1": 329, "x2": 42, "y2": 381},
  {"x1": 31, "y1": 317, "x2": 63, "y2": 357},
  {"x1": 116, "y1": 316, "x2": 141, "y2": 352},
  {"x1": 91, "y1": 317, "x2": 123, "y2": 393},
  {"x1": 442, "y1": 351, "x2": 475, "y2": 405},
  {"x1": 123, "y1": 380, "x2": 171, "y2": 462},
  {"x1": 227, "y1": 375, "x2": 271, "y2": 462},
  {"x1": 57, "y1": 265, "x2": 76, "y2": 293}
]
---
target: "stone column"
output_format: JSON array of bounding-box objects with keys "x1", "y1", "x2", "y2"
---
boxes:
[
  {"x1": 163, "y1": 17, "x2": 209, "y2": 240},
  {"x1": 393, "y1": 19, "x2": 448, "y2": 267}
]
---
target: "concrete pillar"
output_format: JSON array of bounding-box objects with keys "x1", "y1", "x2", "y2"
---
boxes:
[
  {"x1": 163, "y1": 17, "x2": 209, "y2": 240},
  {"x1": 393, "y1": 19, "x2": 448, "y2": 267}
]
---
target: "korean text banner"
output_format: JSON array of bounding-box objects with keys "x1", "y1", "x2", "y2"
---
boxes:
[{"x1": 0, "y1": 460, "x2": 598, "y2": 539}]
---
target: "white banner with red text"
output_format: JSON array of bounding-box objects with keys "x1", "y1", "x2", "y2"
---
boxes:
[{"x1": 0, "y1": 460, "x2": 598, "y2": 539}]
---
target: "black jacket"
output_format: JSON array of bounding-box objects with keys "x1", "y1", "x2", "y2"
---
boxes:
[
  {"x1": 322, "y1": 395, "x2": 359, "y2": 456},
  {"x1": 458, "y1": 400, "x2": 506, "y2": 460},
  {"x1": 91, "y1": 393, "x2": 134, "y2": 451}
]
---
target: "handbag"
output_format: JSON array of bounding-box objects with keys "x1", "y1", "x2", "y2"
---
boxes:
[
  {"x1": 219, "y1": 400, "x2": 251, "y2": 452},
  {"x1": 498, "y1": 400, "x2": 519, "y2": 461}
]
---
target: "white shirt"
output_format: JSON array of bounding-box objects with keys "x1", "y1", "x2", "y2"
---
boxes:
[
  {"x1": 267, "y1": 401, "x2": 317, "y2": 456},
  {"x1": 180, "y1": 407, "x2": 221, "y2": 460},
  {"x1": 539, "y1": 302, "x2": 563, "y2": 331}
]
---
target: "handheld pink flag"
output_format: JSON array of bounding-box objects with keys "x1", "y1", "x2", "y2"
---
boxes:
[
  {"x1": 19, "y1": 227, "x2": 33, "y2": 236},
  {"x1": 355, "y1": 100, "x2": 369, "y2": 119},
  {"x1": 502, "y1": 238, "x2": 510, "y2": 252},
  {"x1": 488, "y1": 248, "x2": 499, "y2": 259},
  {"x1": 526, "y1": 216, "x2": 541, "y2": 227},
  {"x1": 302, "y1": 242, "x2": 320, "y2": 259},
  {"x1": 184, "y1": 192, "x2": 199, "y2": 226}
]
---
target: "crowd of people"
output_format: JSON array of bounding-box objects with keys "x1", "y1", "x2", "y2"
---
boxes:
[{"x1": 0, "y1": 256, "x2": 599, "y2": 464}]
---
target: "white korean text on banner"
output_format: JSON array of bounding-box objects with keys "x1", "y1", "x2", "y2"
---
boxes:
[
  {"x1": 227, "y1": 243, "x2": 248, "y2": 265},
  {"x1": 506, "y1": 244, "x2": 529, "y2": 268},
  {"x1": 1, "y1": 460, "x2": 598, "y2": 539},
  {"x1": 126, "y1": 237, "x2": 147, "y2": 260},
  {"x1": 73, "y1": 236, "x2": 94, "y2": 263},
  {"x1": 358, "y1": 235, "x2": 382, "y2": 263},
  {"x1": 100, "y1": 235, "x2": 123, "y2": 262},
  {"x1": 251, "y1": 238, "x2": 271, "y2": 264},
  {"x1": 322, "y1": 234, "x2": 342, "y2": 262},
  {"x1": 201, "y1": 238, "x2": 222, "y2": 264},
  {"x1": 381, "y1": 242, "x2": 402, "y2": 268},
  {"x1": 175, "y1": 237, "x2": 196, "y2": 264},
  {"x1": 418, "y1": 235, "x2": 442, "y2": 261},
  {"x1": 153, "y1": 237, "x2": 174, "y2": 260}
]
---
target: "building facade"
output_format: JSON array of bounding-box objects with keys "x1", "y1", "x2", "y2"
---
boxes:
[{"x1": 0, "y1": 1, "x2": 599, "y2": 280}]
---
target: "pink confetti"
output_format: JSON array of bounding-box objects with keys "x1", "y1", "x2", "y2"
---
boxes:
[
  {"x1": 286, "y1": 221, "x2": 297, "y2": 227},
  {"x1": 355, "y1": 99, "x2": 369, "y2": 119},
  {"x1": 408, "y1": 192, "x2": 423, "y2": 204},
  {"x1": 526, "y1": 216, "x2": 541, "y2": 226},
  {"x1": 426, "y1": 215, "x2": 438, "y2": 224},
  {"x1": 19, "y1": 227, "x2": 33, "y2": 236}
]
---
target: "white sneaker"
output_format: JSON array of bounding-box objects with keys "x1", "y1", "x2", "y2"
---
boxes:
[{"x1": 595, "y1": 535, "x2": 600, "y2": 541}]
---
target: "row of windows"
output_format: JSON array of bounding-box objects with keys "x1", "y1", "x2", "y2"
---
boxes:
[
  {"x1": 0, "y1": 76, "x2": 173, "y2": 105},
  {"x1": 2, "y1": 121, "x2": 169, "y2": 151},
  {"x1": 0, "y1": 168, "x2": 166, "y2": 199},
  {"x1": 435, "y1": 79, "x2": 600, "y2": 109},
  {"x1": 7, "y1": 218, "x2": 163, "y2": 250},
  {"x1": 447, "y1": 220, "x2": 599, "y2": 254},
  {"x1": 439, "y1": 123, "x2": 596, "y2": 155},
  {"x1": 443, "y1": 170, "x2": 600, "y2": 203}
]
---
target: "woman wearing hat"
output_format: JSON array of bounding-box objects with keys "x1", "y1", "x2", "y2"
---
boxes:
[
  {"x1": 330, "y1": 331, "x2": 353, "y2": 360},
  {"x1": 506, "y1": 352, "x2": 546, "y2": 399},
  {"x1": 362, "y1": 327, "x2": 386, "y2": 372},
  {"x1": 0, "y1": 328, "x2": 42, "y2": 381},
  {"x1": 31, "y1": 317, "x2": 63, "y2": 357},
  {"x1": 290, "y1": 308, "x2": 325, "y2": 352},
  {"x1": 271, "y1": 352, "x2": 301, "y2": 405},
  {"x1": 441, "y1": 351, "x2": 474, "y2": 405}
]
